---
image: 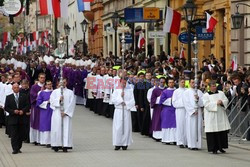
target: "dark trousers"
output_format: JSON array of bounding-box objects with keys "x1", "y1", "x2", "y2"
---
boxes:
[
  {"x1": 5, "y1": 116, "x2": 10, "y2": 137},
  {"x1": 137, "y1": 109, "x2": 145, "y2": 132},
  {"x1": 0, "y1": 108, "x2": 5, "y2": 127},
  {"x1": 95, "y1": 99, "x2": 103, "y2": 115},
  {"x1": 109, "y1": 105, "x2": 114, "y2": 119},
  {"x1": 141, "y1": 108, "x2": 151, "y2": 136},
  {"x1": 206, "y1": 130, "x2": 229, "y2": 152},
  {"x1": 131, "y1": 112, "x2": 139, "y2": 132},
  {"x1": 10, "y1": 124, "x2": 25, "y2": 151},
  {"x1": 102, "y1": 103, "x2": 110, "y2": 117},
  {"x1": 24, "y1": 116, "x2": 30, "y2": 142}
]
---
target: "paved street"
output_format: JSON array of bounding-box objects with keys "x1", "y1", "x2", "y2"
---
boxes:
[{"x1": 0, "y1": 105, "x2": 250, "y2": 167}]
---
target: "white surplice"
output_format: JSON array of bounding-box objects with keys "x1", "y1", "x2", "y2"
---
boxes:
[
  {"x1": 50, "y1": 88, "x2": 76, "y2": 148},
  {"x1": 0, "y1": 82, "x2": 6, "y2": 108},
  {"x1": 172, "y1": 87, "x2": 187, "y2": 146},
  {"x1": 147, "y1": 86, "x2": 155, "y2": 119},
  {"x1": 203, "y1": 91, "x2": 231, "y2": 133},
  {"x1": 111, "y1": 87, "x2": 135, "y2": 146},
  {"x1": 183, "y1": 88, "x2": 204, "y2": 149}
]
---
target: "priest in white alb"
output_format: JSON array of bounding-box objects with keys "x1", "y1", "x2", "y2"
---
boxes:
[
  {"x1": 50, "y1": 78, "x2": 76, "y2": 152},
  {"x1": 172, "y1": 78, "x2": 187, "y2": 148},
  {"x1": 111, "y1": 77, "x2": 135, "y2": 151},
  {"x1": 183, "y1": 79, "x2": 204, "y2": 150}
]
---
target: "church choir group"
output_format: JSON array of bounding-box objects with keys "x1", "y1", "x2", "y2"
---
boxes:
[{"x1": 0, "y1": 53, "x2": 237, "y2": 155}]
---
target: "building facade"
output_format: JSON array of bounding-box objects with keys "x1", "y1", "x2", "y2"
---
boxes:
[
  {"x1": 231, "y1": 0, "x2": 250, "y2": 66},
  {"x1": 87, "y1": 0, "x2": 104, "y2": 56},
  {"x1": 170, "y1": 0, "x2": 231, "y2": 68},
  {"x1": 102, "y1": 0, "x2": 168, "y2": 58}
]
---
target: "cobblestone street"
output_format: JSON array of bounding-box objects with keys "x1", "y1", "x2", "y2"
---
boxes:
[{"x1": 0, "y1": 106, "x2": 250, "y2": 167}]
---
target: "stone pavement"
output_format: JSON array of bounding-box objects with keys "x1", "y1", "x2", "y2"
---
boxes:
[{"x1": 0, "y1": 105, "x2": 250, "y2": 167}]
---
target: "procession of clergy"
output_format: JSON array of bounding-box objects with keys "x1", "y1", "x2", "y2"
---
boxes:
[{"x1": 0, "y1": 55, "x2": 231, "y2": 155}]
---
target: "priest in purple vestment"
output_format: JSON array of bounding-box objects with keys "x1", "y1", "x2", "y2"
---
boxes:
[
  {"x1": 36, "y1": 80, "x2": 53, "y2": 145},
  {"x1": 150, "y1": 78, "x2": 166, "y2": 141},
  {"x1": 160, "y1": 78, "x2": 177, "y2": 144},
  {"x1": 30, "y1": 73, "x2": 45, "y2": 144}
]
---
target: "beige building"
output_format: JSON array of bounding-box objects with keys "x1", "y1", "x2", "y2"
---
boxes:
[
  {"x1": 102, "y1": 0, "x2": 169, "y2": 58},
  {"x1": 170, "y1": 0, "x2": 231, "y2": 68},
  {"x1": 231, "y1": 0, "x2": 250, "y2": 66}
]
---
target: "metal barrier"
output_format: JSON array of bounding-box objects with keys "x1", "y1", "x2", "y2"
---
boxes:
[
  {"x1": 229, "y1": 101, "x2": 248, "y2": 137},
  {"x1": 228, "y1": 97, "x2": 242, "y2": 118},
  {"x1": 227, "y1": 95, "x2": 250, "y2": 143}
]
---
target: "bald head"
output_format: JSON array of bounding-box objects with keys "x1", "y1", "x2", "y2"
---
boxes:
[{"x1": 12, "y1": 83, "x2": 20, "y2": 93}]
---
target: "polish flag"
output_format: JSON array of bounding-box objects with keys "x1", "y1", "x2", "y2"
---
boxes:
[
  {"x1": 163, "y1": 7, "x2": 181, "y2": 35},
  {"x1": 52, "y1": 0, "x2": 69, "y2": 18},
  {"x1": 2, "y1": 32, "x2": 11, "y2": 48},
  {"x1": 231, "y1": 55, "x2": 238, "y2": 71},
  {"x1": 180, "y1": 45, "x2": 185, "y2": 59},
  {"x1": 138, "y1": 32, "x2": 145, "y2": 49},
  {"x1": 33, "y1": 31, "x2": 39, "y2": 41},
  {"x1": 39, "y1": 0, "x2": 54, "y2": 16},
  {"x1": 206, "y1": 12, "x2": 217, "y2": 33}
]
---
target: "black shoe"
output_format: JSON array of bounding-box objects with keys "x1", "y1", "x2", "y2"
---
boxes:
[
  {"x1": 179, "y1": 145, "x2": 185, "y2": 148},
  {"x1": 34, "y1": 142, "x2": 38, "y2": 146},
  {"x1": 63, "y1": 148, "x2": 68, "y2": 152},
  {"x1": 213, "y1": 151, "x2": 218, "y2": 154},
  {"x1": 46, "y1": 144, "x2": 51, "y2": 148},
  {"x1": 54, "y1": 147, "x2": 59, "y2": 152},
  {"x1": 165, "y1": 143, "x2": 171, "y2": 145},
  {"x1": 173, "y1": 142, "x2": 177, "y2": 145},
  {"x1": 18, "y1": 150, "x2": 22, "y2": 153},
  {"x1": 114, "y1": 146, "x2": 121, "y2": 150},
  {"x1": 12, "y1": 150, "x2": 18, "y2": 154},
  {"x1": 122, "y1": 146, "x2": 128, "y2": 150},
  {"x1": 190, "y1": 148, "x2": 198, "y2": 151},
  {"x1": 219, "y1": 149, "x2": 226, "y2": 153}
]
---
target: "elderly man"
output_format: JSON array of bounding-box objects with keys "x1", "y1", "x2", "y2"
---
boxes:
[
  {"x1": 203, "y1": 80, "x2": 231, "y2": 154},
  {"x1": 4, "y1": 83, "x2": 30, "y2": 154}
]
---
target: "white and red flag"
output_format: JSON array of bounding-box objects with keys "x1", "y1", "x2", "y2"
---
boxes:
[
  {"x1": 138, "y1": 32, "x2": 145, "y2": 49},
  {"x1": 2, "y1": 32, "x2": 11, "y2": 48},
  {"x1": 163, "y1": 7, "x2": 181, "y2": 35},
  {"x1": 39, "y1": 0, "x2": 54, "y2": 16},
  {"x1": 206, "y1": 12, "x2": 217, "y2": 33},
  {"x1": 52, "y1": 0, "x2": 69, "y2": 18},
  {"x1": 231, "y1": 55, "x2": 238, "y2": 71},
  {"x1": 180, "y1": 45, "x2": 185, "y2": 59}
]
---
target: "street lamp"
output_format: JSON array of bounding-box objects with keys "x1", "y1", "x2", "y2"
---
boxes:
[
  {"x1": 80, "y1": 19, "x2": 89, "y2": 56},
  {"x1": 57, "y1": 37, "x2": 66, "y2": 147},
  {"x1": 111, "y1": 11, "x2": 120, "y2": 65},
  {"x1": 231, "y1": 3, "x2": 250, "y2": 29},
  {"x1": 192, "y1": 36, "x2": 199, "y2": 142},
  {"x1": 64, "y1": 24, "x2": 71, "y2": 57},
  {"x1": 183, "y1": 0, "x2": 197, "y2": 69}
]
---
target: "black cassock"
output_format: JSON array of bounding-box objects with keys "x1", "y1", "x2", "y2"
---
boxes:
[
  {"x1": 134, "y1": 81, "x2": 152, "y2": 136},
  {"x1": 206, "y1": 130, "x2": 229, "y2": 152}
]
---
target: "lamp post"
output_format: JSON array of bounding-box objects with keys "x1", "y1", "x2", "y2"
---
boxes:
[
  {"x1": 232, "y1": 3, "x2": 250, "y2": 29},
  {"x1": 111, "y1": 11, "x2": 120, "y2": 65},
  {"x1": 57, "y1": 37, "x2": 66, "y2": 148},
  {"x1": 183, "y1": 0, "x2": 197, "y2": 69},
  {"x1": 80, "y1": 19, "x2": 89, "y2": 56},
  {"x1": 64, "y1": 24, "x2": 71, "y2": 57},
  {"x1": 192, "y1": 36, "x2": 199, "y2": 142}
]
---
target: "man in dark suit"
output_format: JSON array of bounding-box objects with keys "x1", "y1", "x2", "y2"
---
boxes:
[
  {"x1": 4, "y1": 83, "x2": 30, "y2": 154},
  {"x1": 34, "y1": 61, "x2": 52, "y2": 82}
]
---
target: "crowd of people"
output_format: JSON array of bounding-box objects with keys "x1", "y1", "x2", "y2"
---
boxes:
[{"x1": 0, "y1": 49, "x2": 250, "y2": 155}]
